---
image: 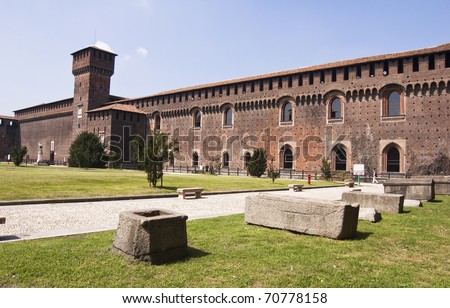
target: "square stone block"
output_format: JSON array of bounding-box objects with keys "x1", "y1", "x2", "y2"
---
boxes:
[{"x1": 112, "y1": 209, "x2": 188, "y2": 264}]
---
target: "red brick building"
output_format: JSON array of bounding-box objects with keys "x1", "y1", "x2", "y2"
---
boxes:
[{"x1": 8, "y1": 43, "x2": 450, "y2": 175}]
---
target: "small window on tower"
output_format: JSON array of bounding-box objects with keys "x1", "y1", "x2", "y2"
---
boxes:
[
  {"x1": 398, "y1": 59, "x2": 404, "y2": 73},
  {"x1": 413, "y1": 57, "x2": 419, "y2": 72},
  {"x1": 428, "y1": 54, "x2": 435, "y2": 70},
  {"x1": 356, "y1": 65, "x2": 361, "y2": 78},
  {"x1": 298, "y1": 74, "x2": 303, "y2": 86},
  {"x1": 383, "y1": 61, "x2": 389, "y2": 75}
]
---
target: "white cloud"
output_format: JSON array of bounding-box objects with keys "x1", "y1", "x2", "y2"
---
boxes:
[
  {"x1": 123, "y1": 54, "x2": 132, "y2": 62},
  {"x1": 136, "y1": 47, "x2": 149, "y2": 58},
  {"x1": 94, "y1": 41, "x2": 114, "y2": 53}
]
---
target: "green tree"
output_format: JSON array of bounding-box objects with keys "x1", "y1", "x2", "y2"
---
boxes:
[
  {"x1": 320, "y1": 157, "x2": 332, "y2": 181},
  {"x1": 144, "y1": 132, "x2": 178, "y2": 187},
  {"x1": 267, "y1": 159, "x2": 280, "y2": 183},
  {"x1": 248, "y1": 148, "x2": 267, "y2": 178},
  {"x1": 11, "y1": 146, "x2": 28, "y2": 166},
  {"x1": 68, "y1": 132, "x2": 106, "y2": 168}
]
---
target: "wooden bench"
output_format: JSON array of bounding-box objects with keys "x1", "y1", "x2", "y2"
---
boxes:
[
  {"x1": 177, "y1": 187, "x2": 204, "y2": 199},
  {"x1": 0, "y1": 217, "x2": 5, "y2": 224},
  {"x1": 288, "y1": 184, "x2": 304, "y2": 192}
]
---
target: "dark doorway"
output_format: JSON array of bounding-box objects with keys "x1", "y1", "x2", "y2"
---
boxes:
[{"x1": 387, "y1": 147, "x2": 400, "y2": 172}]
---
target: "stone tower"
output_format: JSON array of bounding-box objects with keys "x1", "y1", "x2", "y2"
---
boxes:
[{"x1": 71, "y1": 46, "x2": 117, "y2": 136}]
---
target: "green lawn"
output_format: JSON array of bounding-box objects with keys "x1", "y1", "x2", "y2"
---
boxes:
[
  {"x1": 0, "y1": 164, "x2": 339, "y2": 201},
  {"x1": 0, "y1": 196, "x2": 449, "y2": 288}
]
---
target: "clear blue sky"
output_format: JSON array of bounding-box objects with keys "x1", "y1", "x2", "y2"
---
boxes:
[{"x1": 1, "y1": 0, "x2": 449, "y2": 116}]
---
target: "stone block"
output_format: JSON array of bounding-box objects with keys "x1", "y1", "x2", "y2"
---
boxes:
[
  {"x1": 288, "y1": 184, "x2": 303, "y2": 192},
  {"x1": 342, "y1": 191, "x2": 404, "y2": 213},
  {"x1": 358, "y1": 208, "x2": 381, "y2": 223},
  {"x1": 112, "y1": 209, "x2": 188, "y2": 264},
  {"x1": 383, "y1": 179, "x2": 435, "y2": 201},
  {"x1": 412, "y1": 176, "x2": 450, "y2": 195},
  {"x1": 245, "y1": 194, "x2": 359, "y2": 240}
]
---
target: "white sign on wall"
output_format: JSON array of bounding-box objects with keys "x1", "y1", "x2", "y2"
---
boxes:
[{"x1": 353, "y1": 164, "x2": 365, "y2": 176}]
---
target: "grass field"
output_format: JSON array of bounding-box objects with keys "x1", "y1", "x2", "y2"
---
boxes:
[
  {"x1": 0, "y1": 164, "x2": 339, "y2": 201},
  {"x1": 0, "y1": 196, "x2": 449, "y2": 287}
]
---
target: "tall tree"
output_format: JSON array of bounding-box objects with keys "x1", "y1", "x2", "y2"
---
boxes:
[
  {"x1": 320, "y1": 157, "x2": 332, "y2": 181},
  {"x1": 144, "y1": 132, "x2": 178, "y2": 187},
  {"x1": 68, "y1": 132, "x2": 106, "y2": 168}
]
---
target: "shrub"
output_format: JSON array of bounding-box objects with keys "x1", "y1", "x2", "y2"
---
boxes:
[
  {"x1": 68, "y1": 132, "x2": 106, "y2": 168},
  {"x1": 11, "y1": 146, "x2": 28, "y2": 166},
  {"x1": 248, "y1": 148, "x2": 267, "y2": 178}
]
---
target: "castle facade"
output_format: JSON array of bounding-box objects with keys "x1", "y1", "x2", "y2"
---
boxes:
[{"x1": 3, "y1": 43, "x2": 450, "y2": 175}]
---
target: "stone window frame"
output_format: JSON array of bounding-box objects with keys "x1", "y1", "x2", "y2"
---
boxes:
[
  {"x1": 280, "y1": 101, "x2": 293, "y2": 125},
  {"x1": 153, "y1": 113, "x2": 161, "y2": 132},
  {"x1": 278, "y1": 97, "x2": 295, "y2": 127},
  {"x1": 192, "y1": 108, "x2": 202, "y2": 129},
  {"x1": 380, "y1": 84, "x2": 406, "y2": 122},
  {"x1": 222, "y1": 105, "x2": 234, "y2": 128},
  {"x1": 325, "y1": 93, "x2": 345, "y2": 125}
]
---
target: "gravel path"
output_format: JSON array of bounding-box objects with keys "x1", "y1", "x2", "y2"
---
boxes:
[{"x1": 0, "y1": 184, "x2": 384, "y2": 242}]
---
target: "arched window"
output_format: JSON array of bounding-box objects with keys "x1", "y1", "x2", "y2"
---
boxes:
[
  {"x1": 281, "y1": 102, "x2": 292, "y2": 122},
  {"x1": 192, "y1": 152, "x2": 199, "y2": 166},
  {"x1": 223, "y1": 152, "x2": 230, "y2": 167},
  {"x1": 244, "y1": 152, "x2": 251, "y2": 168},
  {"x1": 386, "y1": 147, "x2": 400, "y2": 172},
  {"x1": 383, "y1": 91, "x2": 403, "y2": 116},
  {"x1": 224, "y1": 107, "x2": 233, "y2": 126},
  {"x1": 333, "y1": 144, "x2": 347, "y2": 171},
  {"x1": 154, "y1": 114, "x2": 161, "y2": 131},
  {"x1": 330, "y1": 98, "x2": 341, "y2": 119},
  {"x1": 194, "y1": 110, "x2": 201, "y2": 128}
]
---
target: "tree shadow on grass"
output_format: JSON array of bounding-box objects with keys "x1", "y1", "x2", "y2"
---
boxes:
[{"x1": 427, "y1": 199, "x2": 443, "y2": 203}]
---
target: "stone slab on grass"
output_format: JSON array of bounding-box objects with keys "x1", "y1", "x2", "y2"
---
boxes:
[
  {"x1": 245, "y1": 194, "x2": 359, "y2": 240},
  {"x1": 383, "y1": 179, "x2": 435, "y2": 201},
  {"x1": 342, "y1": 191, "x2": 404, "y2": 213}
]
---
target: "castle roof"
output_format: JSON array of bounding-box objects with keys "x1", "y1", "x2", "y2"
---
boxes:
[
  {"x1": 87, "y1": 103, "x2": 146, "y2": 115},
  {"x1": 111, "y1": 42, "x2": 450, "y2": 103},
  {"x1": 0, "y1": 115, "x2": 17, "y2": 120}
]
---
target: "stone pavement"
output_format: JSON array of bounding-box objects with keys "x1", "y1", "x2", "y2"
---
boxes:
[{"x1": 0, "y1": 183, "x2": 384, "y2": 242}]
